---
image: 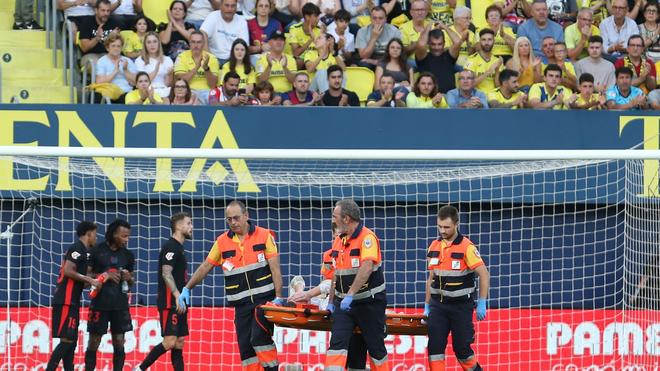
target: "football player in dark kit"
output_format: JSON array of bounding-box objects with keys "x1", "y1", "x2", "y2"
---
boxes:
[
  {"x1": 136, "y1": 212, "x2": 192, "y2": 371},
  {"x1": 85, "y1": 219, "x2": 135, "y2": 371},
  {"x1": 46, "y1": 221, "x2": 101, "y2": 371}
]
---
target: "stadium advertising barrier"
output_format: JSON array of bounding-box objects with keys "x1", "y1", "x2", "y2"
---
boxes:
[
  {"x1": 1, "y1": 307, "x2": 659, "y2": 371},
  {"x1": 0, "y1": 105, "x2": 659, "y2": 199}
]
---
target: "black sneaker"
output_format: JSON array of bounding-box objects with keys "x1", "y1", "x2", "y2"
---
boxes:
[
  {"x1": 23, "y1": 21, "x2": 43, "y2": 30},
  {"x1": 12, "y1": 22, "x2": 24, "y2": 30}
]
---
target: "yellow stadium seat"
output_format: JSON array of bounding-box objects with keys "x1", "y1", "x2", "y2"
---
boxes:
[
  {"x1": 142, "y1": 0, "x2": 173, "y2": 26},
  {"x1": 345, "y1": 66, "x2": 374, "y2": 104}
]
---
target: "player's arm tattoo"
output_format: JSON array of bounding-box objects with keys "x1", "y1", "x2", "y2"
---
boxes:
[{"x1": 162, "y1": 265, "x2": 180, "y2": 295}]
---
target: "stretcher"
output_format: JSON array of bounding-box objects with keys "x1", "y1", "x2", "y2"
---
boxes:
[{"x1": 261, "y1": 304, "x2": 428, "y2": 335}]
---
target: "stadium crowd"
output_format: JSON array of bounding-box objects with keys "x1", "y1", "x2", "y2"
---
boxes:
[{"x1": 45, "y1": 0, "x2": 660, "y2": 108}]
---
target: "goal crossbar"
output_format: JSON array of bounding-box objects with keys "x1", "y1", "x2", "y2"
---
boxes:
[{"x1": 1, "y1": 146, "x2": 660, "y2": 160}]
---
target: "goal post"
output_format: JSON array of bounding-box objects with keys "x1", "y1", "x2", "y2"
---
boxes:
[{"x1": 0, "y1": 147, "x2": 658, "y2": 370}]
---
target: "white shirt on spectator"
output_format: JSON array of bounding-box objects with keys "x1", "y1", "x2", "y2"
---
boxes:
[
  {"x1": 135, "y1": 56, "x2": 174, "y2": 98},
  {"x1": 110, "y1": 0, "x2": 135, "y2": 15},
  {"x1": 327, "y1": 22, "x2": 355, "y2": 53},
  {"x1": 201, "y1": 11, "x2": 249, "y2": 60},
  {"x1": 599, "y1": 16, "x2": 639, "y2": 53},
  {"x1": 96, "y1": 55, "x2": 137, "y2": 93},
  {"x1": 62, "y1": 0, "x2": 94, "y2": 18},
  {"x1": 187, "y1": 0, "x2": 215, "y2": 22}
]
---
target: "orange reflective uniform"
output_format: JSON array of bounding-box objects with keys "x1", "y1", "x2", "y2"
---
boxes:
[{"x1": 427, "y1": 233, "x2": 483, "y2": 302}]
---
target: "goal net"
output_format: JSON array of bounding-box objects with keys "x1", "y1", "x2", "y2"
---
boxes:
[{"x1": 0, "y1": 150, "x2": 658, "y2": 371}]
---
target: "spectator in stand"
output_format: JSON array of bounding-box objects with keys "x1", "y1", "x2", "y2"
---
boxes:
[
  {"x1": 406, "y1": 72, "x2": 448, "y2": 108},
  {"x1": 479, "y1": 5, "x2": 515, "y2": 64},
  {"x1": 552, "y1": 42, "x2": 577, "y2": 90},
  {"x1": 599, "y1": 0, "x2": 639, "y2": 61},
  {"x1": 648, "y1": 89, "x2": 660, "y2": 109},
  {"x1": 321, "y1": 64, "x2": 360, "y2": 106},
  {"x1": 399, "y1": 0, "x2": 431, "y2": 62},
  {"x1": 57, "y1": 0, "x2": 95, "y2": 30},
  {"x1": 502, "y1": 0, "x2": 530, "y2": 32},
  {"x1": 327, "y1": 10, "x2": 355, "y2": 64},
  {"x1": 136, "y1": 32, "x2": 174, "y2": 98},
  {"x1": 416, "y1": 27, "x2": 462, "y2": 93},
  {"x1": 256, "y1": 30, "x2": 297, "y2": 93},
  {"x1": 186, "y1": 0, "x2": 219, "y2": 30},
  {"x1": 121, "y1": 15, "x2": 152, "y2": 59},
  {"x1": 446, "y1": 70, "x2": 489, "y2": 108},
  {"x1": 355, "y1": 6, "x2": 402, "y2": 69},
  {"x1": 429, "y1": 0, "x2": 454, "y2": 26},
  {"x1": 569, "y1": 73, "x2": 606, "y2": 109},
  {"x1": 306, "y1": 33, "x2": 345, "y2": 92},
  {"x1": 639, "y1": 2, "x2": 660, "y2": 62},
  {"x1": 540, "y1": 36, "x2": 555, "y2": 64},
  {"x1": 606, "y1": 66, "x2": 648, "y2": 109},
  {"x1": 341, "y1": 0, "x2": 373, "y2": 26},
  {"x1": 505, "y1": 36, "x2": 542, "y2": 92},
  {"x1": 79, "y1": 0, "x2": 120, "y2": 68},
  {"x1": 158, "y1": 1, "x2": 195, "y2": 62},
  {"x1": 304, "y1": 0, "x2": 342, "y2": 24},
  {"x1": 108, "y1": 0, "x2": 142, "y2": 30},
  {"x1": 209, "y1": 71, "x2": 249, "y2": 105},
  {"x1": 444, "y1": 7, "x2": 476, "y2": 66},
  {"x1": 169, "y1": 78, "x2": 199, "y2": 105},
  {"x1": 174, "y1": 30, "x2": 220, "y2": 104},
  {"x1": 281, "y1": 72, "x2": 323, "y2": 105},
  {"x1": 527, "y1": 63, "x2": 573, "y2": 109},
  {"x1": 247, "y1": 0, "x2": 283, "y2": 64},
  {"x1": 374, "y1": 38, "x2": 413, "y2": 92},
  {"x1": 614, "y1": 35, "x2": 657, "y2": 93},
  {"x1": 289, "y1": 3, "x2": 323, "y2": 68},
  {"x1": 367, "y1": 72, "x2": 407, "y2": 107},
  {"x1": 95, "y1": 33, "x2": 137, "y2": 103},
  {"x1": 546, "y1": 0, "x2": 578, "y2": 27},
  {"x1": 221, "y1": 39, "x2": 257, "y2": 95},
  {"x1": 13, "y1": 0, "x2": 43, "y2": 29},
  {"x1": 488, "y1": 69, "x2": 527, "y2": 108},
  {"x1": 575, "y1": 35, "x2": 616, "y2": 92},
  {"x1": 464, "y1": 28, "x2": 504, "y2": 93},
  {"x1": 125, "y1": 71, "x2": 165, "y2": 104},
  {"x1": 250, "y1": 81, "x2": 283, "y2": 105},
  {"x1": 201, "y1": 0, "x2": 249, "y2": 65},
  {"x1": 565, "y1": 8, "x2": 600, "y2": 61},
  {"x1": 517, "y1": 0, "x2": 564, "y2": 56}
]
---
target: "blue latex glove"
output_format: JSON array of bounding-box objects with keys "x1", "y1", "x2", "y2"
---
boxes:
[
  {"x1": 326, "y1": 303, "x2": 335, "y2": 314},
  {"x1": 423, "y1": 303, "x2": 430, "y2": 317},
  {"x1": 340, "y1": 295, "x2": 353, "y2": 311},
  {"x1": 272, "y1": 297, "x2": 286, "y2": 306},
  {"x1": 179, "y1": 287, "x2": 190, "y2": 308},
  {"x1": 476, "y1": 298, "x2": 487, "y2": 321}
]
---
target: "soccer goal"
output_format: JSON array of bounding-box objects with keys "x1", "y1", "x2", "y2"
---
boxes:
[{"x1": 0, "y1": 147, "x2": 658, "y2": 371}]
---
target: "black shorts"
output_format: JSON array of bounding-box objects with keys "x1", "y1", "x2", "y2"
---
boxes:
[
  {"x1": 52, "y1": 305, "x2": 80, "y2": 340},
  {"x1": 87, "y1": 309, "x2": 133, "y2": 335},
  {"x1": 159, "y1": 308, "x2": 189, "y2": 337}
]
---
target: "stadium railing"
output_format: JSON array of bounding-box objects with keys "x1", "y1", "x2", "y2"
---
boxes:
[{"x1": 81, "y1": 56, "x2": 96, "y2": 104}]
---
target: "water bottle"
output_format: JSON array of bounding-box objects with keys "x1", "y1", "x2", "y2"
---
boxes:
[
  {"x1": 89, "y1": 273, "x2": 106, "y2": 299},
  {"x1": 120, "y1": 269, "x2": 129, "y2": 293}
]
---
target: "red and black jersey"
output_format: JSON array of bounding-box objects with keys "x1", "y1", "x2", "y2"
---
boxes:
[
  {"x1": 158, "y1": 238, "x2": 187, "y2": 309},
  {"x1": 52, "y1": 240, "x2": 89, "y2": 306},
  {"x1": 88, "y1": 241, "x2": 135, "y2": 311}
]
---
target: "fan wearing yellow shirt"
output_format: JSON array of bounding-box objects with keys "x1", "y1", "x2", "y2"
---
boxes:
[
  {"x1": 444, "y1": 7, "x2": 477, "y2": 66},
  {"x1": 173, "y1": 31, "x2": 220, "y2": 105},
  {"x1": 565, "y1": 8, "x2": 600, "y2": 60},
  {"x1": 487, "y1": 69, "x2": 527, "y2": 108},
  {"x1": 542, "y1": 42, "x2": 578, "y2": 90},
  {"x1": 528, "y1": 63, "x2": 575, "y2": 109},
  {"x1": 406, "y1": 72, "x2": 449, "y2": 108},
  {"x1": 304, "y1": 34, "x2": 345, "y2": 73},
  {"x1": 478, "y1": 5, "x2": 515, "y2": 62},
  {"x1": 471, "y1": 0, "x2": 504, "y2": 29},
  {"x1": 121, "y1": 16, "x2": 149, "y2": 59},
  {"x1": 289, "y1": 3, "x2": 322, "y2": 68},
  {"x1": 569, "y1": 72, "x2": 606, "y2": 109},
  {"x1": 430, "y1": 0, "x2": 457, "y2": 25},
  {"x1": 125, "y1": 72, "x2": 165, "y2": 105},
  {"x1": 399, "y1": 0, "x2": 432, "y2": 59},
  {"x1": 464, "y1": 29, "x2": 504, "y2": 93},
  {"x1": 256, "y1": 30, "x2": 297, "y2": 93},
  {"x1": 220, "y1": 39, "x2": 257, "y2": 95}
]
